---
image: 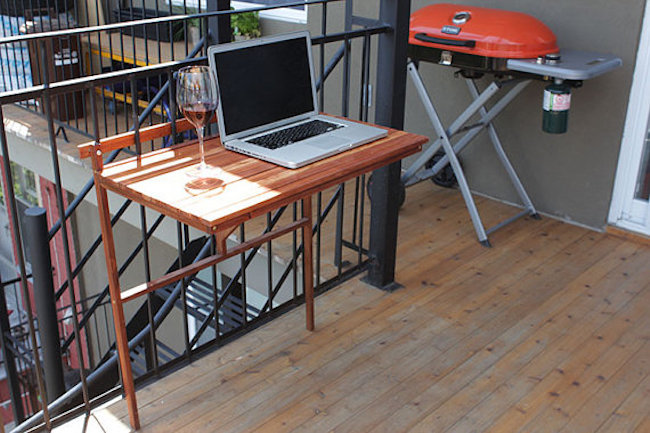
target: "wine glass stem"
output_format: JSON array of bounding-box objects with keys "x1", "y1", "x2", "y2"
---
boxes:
[{"x1": 197, "y1": 126, "x2": 206, "y2": 168}]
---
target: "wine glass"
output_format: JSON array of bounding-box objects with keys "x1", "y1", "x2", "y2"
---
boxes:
[{"x1": 176, "y1": 65, "x2": 219, "y2": 180}]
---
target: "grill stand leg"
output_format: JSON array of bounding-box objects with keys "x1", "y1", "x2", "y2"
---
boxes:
[
  {"x1": 404, "y1": 61, "x2": 538, "y2": 246},
  {"x1": 406, "y1": 61, "x2": 489, "y2": 245},
  {"x1": 402, "y1": 62, "x2": 502, "y2": 186},
  {"x1": 465, "y1": 78, "x2": 538, "y2": 219},
  {"x1": 427, "y1": 80, "x2": 531, "y2": 176}
]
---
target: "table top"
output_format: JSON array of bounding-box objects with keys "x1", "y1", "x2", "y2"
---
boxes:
[{"x1": 96, "y1": 128, "x2": 426, "y2": 234}]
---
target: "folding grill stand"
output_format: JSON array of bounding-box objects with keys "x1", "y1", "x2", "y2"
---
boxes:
[{"x1": 403, "y1": 60, "x2": 538, "y2": 247}]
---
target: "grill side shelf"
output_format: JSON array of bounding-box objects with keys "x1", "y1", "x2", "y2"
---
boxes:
[{"x1": 507, "y1": 50, "x2": 622, "y2": 80}]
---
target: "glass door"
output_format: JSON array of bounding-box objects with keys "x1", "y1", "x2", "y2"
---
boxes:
[
  {"x1": 634, "y1": 140, "x2": 650, "y2": 203},
  {"x1": 609, "y1": 0, "x2": 650, "y2": 236}
]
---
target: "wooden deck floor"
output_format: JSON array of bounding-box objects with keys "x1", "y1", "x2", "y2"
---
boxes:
[{"x1": 56, "y1": 181, "x2": 650, "y2": 433}]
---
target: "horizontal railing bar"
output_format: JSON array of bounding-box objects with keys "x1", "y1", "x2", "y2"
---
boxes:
[
  {"x1": 311, "y1": 25, "x2": 391, "y2": 45},
  {"x1": 0, "y1": 26, "x2": 388, "y2": 104},
  {"x1": 0, "y1": 60, "x2": 197, "y2": 104},
  {"x1": 0, "y1": 0, "x2": 342, "y2": 45}
]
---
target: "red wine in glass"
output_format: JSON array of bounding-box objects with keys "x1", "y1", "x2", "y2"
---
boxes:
[
  {"x1": 180, "y1": 102, "x2": 217, "y2": 129},
  {"x1": 177, "y1": 65, "x2": 219, "y2": 179}
]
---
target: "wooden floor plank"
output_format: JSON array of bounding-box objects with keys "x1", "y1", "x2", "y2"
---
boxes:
[
  {"x1": 54, "y1": 182, "x2": 650, "y2": 433},
  {"x1": 134, "y1": 283, "x2": 398, "y2": 431},
  {"x1": 593, "y1": 374, "x2": 650, "y2": 433},
  {"x1": 264, "y1": 217, "x2": 555, "y2": 433},
  {"x1": 523, "y1": 298, "x2": 650, "y2": 433},
  {"x1": 632, "y1": 416, "x2": 650, "y2": 433},
  {"x1": 298, "y1": 235, "x2": 596, "y2": 431},
  {"x1": 329, "y1": 232, "x2": 613, "y2": 433},
  {"x1": 216, "y1": 306, "x2": 445, "y2": 433},
  {"x1": 406, "y1": 241, "x2": 646, "y2": 433},
  {"x1": 108, "y1": 279, "x2": 387, "y2": 422},
  {"x1": 483, "y1": 277, "x2": 650, "y2": 432},
  {"x1": 174, "y1": 203, "x2": 535, "y2": 432},
  {"x1": 271, "y1": 240, "x2": 545, "y2": 432},
  {"x1": 561, "y1": 341, "x2": 650, "y2": 433}
]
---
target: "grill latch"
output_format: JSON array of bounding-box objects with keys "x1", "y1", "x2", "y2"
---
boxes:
[{"x1": 440, "y1": 51, "x2": 453, "y2": 66}]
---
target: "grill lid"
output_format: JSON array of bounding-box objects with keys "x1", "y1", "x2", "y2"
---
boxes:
[{"x1": 409, "y1": 4, "x2": 559, "y2": 59}]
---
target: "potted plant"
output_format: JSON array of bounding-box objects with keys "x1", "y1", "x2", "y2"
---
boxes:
[
  {"x1": 169, "y1": 7, "x2": 260, "y2": 43},
  {"x1": 231, "y1": 9, "x2": 261, "y2": 40}
]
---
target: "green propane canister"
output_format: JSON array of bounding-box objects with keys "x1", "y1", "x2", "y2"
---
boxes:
[{"x1": 542, "y1": 79, "x2": 571, "y2": 134}]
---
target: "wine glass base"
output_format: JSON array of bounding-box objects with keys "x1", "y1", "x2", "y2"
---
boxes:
[
  {"x1": 185, "y1": 177, "x2": 225, "y2": 194},
  {"x1": 184, "y1": 164, "x2": 224, "y2": 192}
]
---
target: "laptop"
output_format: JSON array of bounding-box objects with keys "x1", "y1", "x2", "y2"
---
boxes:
[{"x1": 207, "y1": 31, "x2": 387, "y2": 169}]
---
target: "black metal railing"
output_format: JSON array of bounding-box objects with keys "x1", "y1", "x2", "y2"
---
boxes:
[{"x1": 0, "y1": 0, "x2": 410, "y2": 431}]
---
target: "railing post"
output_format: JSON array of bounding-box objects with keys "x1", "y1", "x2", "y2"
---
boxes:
[
  {"x1": 0, "y1": 278, "x2": 26, "y2": 423},
  {"x1": 365, "y1": 0, "x2": 411, "y2": 290},
  {"x1": 208, "y1": 0, "x2": 232, "y2": 44},
  {"x1": 24, "y1": 207, "x2": 66, "y2": 403}
]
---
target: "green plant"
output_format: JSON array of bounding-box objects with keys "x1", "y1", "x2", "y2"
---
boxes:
[
  {"x1": 231, "y1": 9, "x2": 261, "y2": 38},
  {"x1": 169, "y1": 6, "x2": 261, "y2": 41}
]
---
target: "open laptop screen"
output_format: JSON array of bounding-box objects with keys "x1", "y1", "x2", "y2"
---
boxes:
[{"x1": 212, "y1": 35, "x2": 315, "y2": 137}]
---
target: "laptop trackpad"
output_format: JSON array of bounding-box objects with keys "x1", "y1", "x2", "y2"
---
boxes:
[{"x1": 309, "y1": 136, "x2": 348, "y2": 150}]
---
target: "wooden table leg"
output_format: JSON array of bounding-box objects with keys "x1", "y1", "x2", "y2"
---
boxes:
[
  {"x1": 95, "y1": 180, "x2": 141, "y2": 430},
  {"x1": 302, "y1": 196, "x2": 314, "y2": 331}
]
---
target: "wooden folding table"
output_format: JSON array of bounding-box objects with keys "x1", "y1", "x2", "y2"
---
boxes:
[{"x1": 78, "y1": 118, "x2": 425, "y2": 429}]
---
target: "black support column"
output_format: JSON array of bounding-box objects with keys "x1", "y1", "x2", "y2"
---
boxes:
[
  {"x1": 25, "y1": 207, "x2": 66, "y2": 403},
  {"x1": 365, "y1": 0, "x2": 411, "y2": 291},
  {"x1": 208, "y1": 0, "x2": 232, "y2": 45}
]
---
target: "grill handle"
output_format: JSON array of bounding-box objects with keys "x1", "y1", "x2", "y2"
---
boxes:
[{"x1": 414, "y1": 33, "x2": 476, "y2": 48}]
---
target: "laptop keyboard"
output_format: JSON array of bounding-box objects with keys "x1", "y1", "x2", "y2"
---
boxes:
[{"x1": 248, "y1": 120, "x2": 343, "y2": 149}]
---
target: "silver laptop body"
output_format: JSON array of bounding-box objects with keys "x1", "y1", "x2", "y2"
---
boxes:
[{"x1": 207, "y1": 31, "x2": 387, "y2": 169}]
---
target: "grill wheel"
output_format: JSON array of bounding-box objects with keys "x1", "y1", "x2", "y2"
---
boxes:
[
  {"x1": 426, "y1": 151, "x2": 458, "y2": 188},
  {"x1": 366, "y1": 151, "x2": 457, "y2": 208}
]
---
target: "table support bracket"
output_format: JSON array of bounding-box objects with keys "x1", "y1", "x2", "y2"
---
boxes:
[{"x1": 96, "y1": 190, "x2": 313, "y2": 430}]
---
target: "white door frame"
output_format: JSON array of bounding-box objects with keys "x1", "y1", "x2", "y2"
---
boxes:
[{"x1": 608, "y1": 0, "x2": 650, "y2": 235}]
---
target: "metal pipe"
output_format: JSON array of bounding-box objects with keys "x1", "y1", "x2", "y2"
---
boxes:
[
  {"x1": 208, "y1": 0, "x2": 232, "y2": 45},
  {"x1": 40, "y1": 36, "x2": 92, "y2": 416},
  {"x1": 366, "y1": 0, "x2": 411, "y2": 290},
  {"x1": 24, "y1": 207, "x2": 66, "y2": 403},
  {"x1": 0, "y1": 44, "x2": 53, "y2": 431}
]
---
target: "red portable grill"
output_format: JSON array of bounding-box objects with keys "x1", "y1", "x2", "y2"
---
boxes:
[
  {"x1": 401, "y1": 4, "x2": 621, "y2": 246},
  {"x1": 407, "y1": 4, "x2": 559, "y2": 73}
]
